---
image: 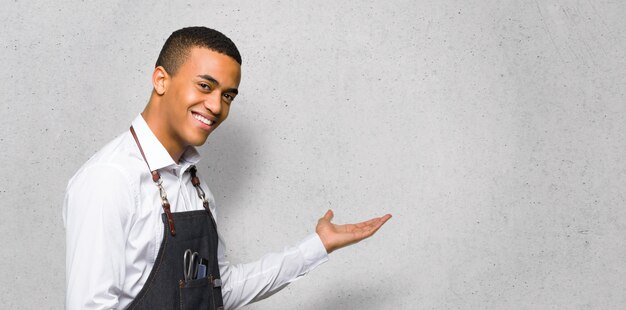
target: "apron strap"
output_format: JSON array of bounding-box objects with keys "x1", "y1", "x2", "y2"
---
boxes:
[
  {"x1": 189, "y1": 166, "x2": 219, "y2": 229},
  {"x1": 130, "y1": 126, "x2": 177, "y2": 236}
]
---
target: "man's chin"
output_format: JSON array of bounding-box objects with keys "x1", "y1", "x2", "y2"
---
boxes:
[
  {"x1": 186, "y1": 125, "x2": 219, "y2": 146},
  {"x1": 190, "y1": 134, "x2": 210, "y2": 146}
]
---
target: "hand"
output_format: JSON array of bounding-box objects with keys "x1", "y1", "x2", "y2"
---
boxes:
[{"x1": 315, "y1": 209, "x2": 392, "y2": 254}]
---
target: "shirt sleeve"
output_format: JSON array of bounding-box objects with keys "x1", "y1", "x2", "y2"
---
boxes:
[
  {"x1": 219, "y1": 233, "x2": 329, "y2": 310},
  {"x1": 63, "y1": 163, "x2": 135, "y2": 310}
]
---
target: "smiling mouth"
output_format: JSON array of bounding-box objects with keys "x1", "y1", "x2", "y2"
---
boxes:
[{"x1": 192, "y1": 112, "x2": 215, "y2": 126}]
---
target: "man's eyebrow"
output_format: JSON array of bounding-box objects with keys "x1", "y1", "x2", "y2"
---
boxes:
[
  {"x1": 197, "y1": 74, "x2": 219, "y2": 84},
  {"x1": 226, "y1": 88, "x2": 239, "y2": 95},
  {"x1": 197, "y1": 74, "x2": 238, "y2": 94}
]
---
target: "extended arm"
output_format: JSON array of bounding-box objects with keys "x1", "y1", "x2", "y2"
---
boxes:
[
  {"x1": 219, "y1": 233, "x2": 328, "y2": 310},
  {"x1": 218, "y1": 210, "x2": 391, "y2": 309}
]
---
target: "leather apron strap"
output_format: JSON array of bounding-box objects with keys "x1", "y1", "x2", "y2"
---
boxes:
[{"x1": 130, "y1": 126, "x2": 176, "y2": 235}]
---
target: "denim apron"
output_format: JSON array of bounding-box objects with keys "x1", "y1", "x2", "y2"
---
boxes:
[{"x1": 127, "y1": 126, "x2": 224, "y2": 310}]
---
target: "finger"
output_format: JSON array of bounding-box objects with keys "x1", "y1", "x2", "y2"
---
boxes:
[
  {"x1": 354, "y1": 214, "x2": 392, "y2": 228},
  {"x1": 323, "y1": 209, "x2": 334, "y2": 221},
  {"x1": 354, "y1": 217, "x2": 384, "y2": 228},
  {"x1": 358, "y1": 214, "x2": 392, "y2": 238},
  {"x1": 367, "y1": 214, "x2": 392, "y2": 234}
]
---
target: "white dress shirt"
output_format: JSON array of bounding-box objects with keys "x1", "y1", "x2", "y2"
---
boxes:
[{"x1": 63, "y1": 114, "x2": 328, "y2": 310}]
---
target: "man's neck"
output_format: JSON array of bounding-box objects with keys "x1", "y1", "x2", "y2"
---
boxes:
[{"x1": 141, "y1": 104, "x2": 185, "y2": 164}]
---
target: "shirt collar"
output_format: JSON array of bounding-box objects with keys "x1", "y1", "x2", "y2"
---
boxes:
[{"x1": 130, "y1": 114, "x2": 201, "y2": 171}]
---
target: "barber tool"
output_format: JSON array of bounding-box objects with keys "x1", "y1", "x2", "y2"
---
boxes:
[
  {"x1": 183, "y1": 249, "x2": 199, "y2": 281},
  {"x1": 197, "y1": 258, "x2": 208, "y2": 279}
]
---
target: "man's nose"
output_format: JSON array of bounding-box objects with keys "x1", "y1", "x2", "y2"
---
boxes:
[{"x1": 203, "y1": 92, "x2": 222, "y2": 116}]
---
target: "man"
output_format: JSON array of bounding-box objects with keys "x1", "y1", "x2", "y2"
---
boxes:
[{"x1": 63, "y1": 26, "x2": 391, "y2": 309}]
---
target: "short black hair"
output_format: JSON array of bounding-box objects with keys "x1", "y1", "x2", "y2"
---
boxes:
[{"x1": 155, "y1": 26, "x2": 242, "y2": 76}]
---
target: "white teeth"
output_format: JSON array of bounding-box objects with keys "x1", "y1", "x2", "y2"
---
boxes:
[{"x1": 193, "y1": 113, "x2": 213, "y2": 126}]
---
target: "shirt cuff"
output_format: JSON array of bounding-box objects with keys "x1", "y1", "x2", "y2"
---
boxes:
[{"x1": 297, "y1": 233, "x2": 329, "y2": 272}]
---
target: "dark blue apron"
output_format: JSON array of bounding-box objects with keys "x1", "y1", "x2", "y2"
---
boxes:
[{"x1": 127, "y1": 126, "x2": 224, "y2": 310}]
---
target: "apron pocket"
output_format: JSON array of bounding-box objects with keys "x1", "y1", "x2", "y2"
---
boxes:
[{"x1": 179, "y1": 278, "x2": 214, "y2": 310}]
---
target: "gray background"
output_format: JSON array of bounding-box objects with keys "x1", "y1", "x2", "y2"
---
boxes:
[{"x1": 1, "y1": 1, "x2": 625, "y2": 309}]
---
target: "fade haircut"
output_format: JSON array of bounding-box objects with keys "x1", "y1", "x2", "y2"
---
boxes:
[{"x1": 155, "y1": 26, "x2": 242, "y2": 76}]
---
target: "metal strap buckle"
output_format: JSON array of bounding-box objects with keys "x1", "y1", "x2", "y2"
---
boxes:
[{"x1": 213, "y1": 278, "x2": 222, "y2": 288}]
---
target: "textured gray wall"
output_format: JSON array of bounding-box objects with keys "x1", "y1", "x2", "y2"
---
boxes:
[{"x1": 1, "y1": 1, "x2": 625, "y2": 309}]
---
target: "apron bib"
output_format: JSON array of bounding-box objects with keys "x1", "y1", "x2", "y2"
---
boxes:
[{"x1": 127, "y1": 126, "x2": 224, "y2": 310}]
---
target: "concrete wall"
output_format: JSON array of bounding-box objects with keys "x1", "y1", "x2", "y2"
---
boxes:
[{"x1": 1, "y1": 1, "x2": 625, "y2": 309}]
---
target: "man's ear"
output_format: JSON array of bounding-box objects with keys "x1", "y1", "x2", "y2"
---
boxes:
[{"x1": 152, "y1": 66, "x2": 169, "y2": 95}]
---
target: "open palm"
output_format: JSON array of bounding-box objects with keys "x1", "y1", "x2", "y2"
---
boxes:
[{"x1": 316, "y1": 209, "x2": 392, "y2": 254}]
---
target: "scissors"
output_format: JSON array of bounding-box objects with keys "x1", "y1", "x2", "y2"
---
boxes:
[{"x1": 183, "y1": 249, "x2": 199, "y2": 281}]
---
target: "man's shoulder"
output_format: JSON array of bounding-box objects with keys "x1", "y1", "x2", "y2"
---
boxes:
[{"x1": 67, "y1": 131, "x2": 145, "y2": 190}]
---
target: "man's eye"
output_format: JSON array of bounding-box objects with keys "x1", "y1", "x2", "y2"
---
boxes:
[
  {"x1": 199, "y1": 83, "x2": 211, "y2": 91},
  {"x1": 223, "y1": 93, "x2": 235, "y2": 103}
]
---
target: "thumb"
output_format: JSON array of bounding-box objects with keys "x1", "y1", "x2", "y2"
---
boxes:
[{"x1": 323, "y1": 209, "x2": 334, "y2": 221}]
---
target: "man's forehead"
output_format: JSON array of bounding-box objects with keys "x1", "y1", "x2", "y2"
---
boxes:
[{"x1": 183, "y1": 47, "x2": 241, "y2": 85}]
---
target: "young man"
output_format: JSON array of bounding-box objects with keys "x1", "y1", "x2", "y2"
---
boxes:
[{"x1": 63, "y1": 27, "x2": 391, "y2": 310}]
